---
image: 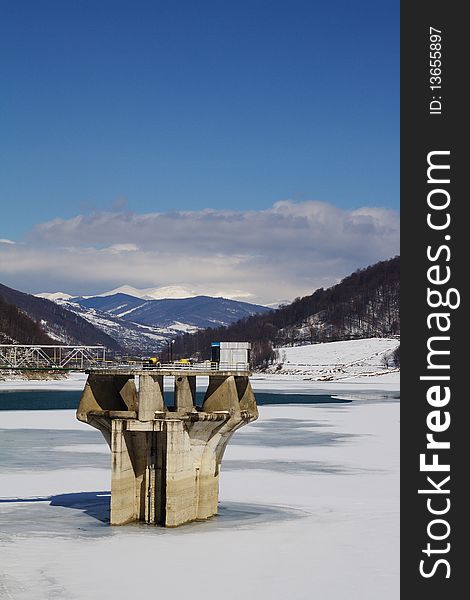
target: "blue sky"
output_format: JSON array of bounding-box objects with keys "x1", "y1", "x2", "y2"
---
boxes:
[{"x1": 0, "y1": 0, "x2": 399, "y2": 302}]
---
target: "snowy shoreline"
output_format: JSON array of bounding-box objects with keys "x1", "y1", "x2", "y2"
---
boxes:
[{"x1": 0, "y1": 338, "x2": 400, "y2": 395}]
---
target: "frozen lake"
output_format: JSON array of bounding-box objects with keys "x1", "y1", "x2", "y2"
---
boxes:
[{"x1": 0, "y1": 391, "x2": 399, "y2": 599}]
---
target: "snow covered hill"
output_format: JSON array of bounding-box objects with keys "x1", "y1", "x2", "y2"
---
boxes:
[
  {"x1": 67, "y1": 294, "x2": 269, "y2": 329},
  {"x1": 0, "y1": 283, "x2": 122, "y2": 350},
  {"x1": 264, "y1": 338, "x2": 400, "y2": 380},
  {"x1": 171, "y1": 257, "x2": 400, "y2": 364},
  {"x1": 40, "y1": 293, "x2": 267, "y2": 354},
  {"x1": 30, "y1": 286, "x2": 269, "y2": 353},
  {"x1": 54, "y1": 299, "x2": 198, "y2": 354},
  {"x1": 36, "y1": 292, "x2": 73, "y2": 301},
  {"x1": 92, "y1": 284, "x2": 199, "y2": 300}
]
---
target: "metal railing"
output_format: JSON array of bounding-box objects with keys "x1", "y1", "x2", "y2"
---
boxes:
[{"x1": 91, "y1": 360, "x2": 250, "y2": 372}]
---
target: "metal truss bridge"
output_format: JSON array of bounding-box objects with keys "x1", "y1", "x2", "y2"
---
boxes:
[{"x1": 0, "y1": 345, "x2": 107, "y2": 371}]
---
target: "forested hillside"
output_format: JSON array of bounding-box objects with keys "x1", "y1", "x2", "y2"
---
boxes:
[
  {"x1": 0, "y1": 295, "x2": 55, "y2": 345},
  {"x1": 0, "y1": 283, "x2": 122, "y2": 350},
  {"x1": 172, "y1": 257, "x2": 400, "y2": 365}
]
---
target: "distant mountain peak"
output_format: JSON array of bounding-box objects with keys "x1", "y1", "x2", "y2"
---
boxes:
[
  {"x1": 35, "y1": 283, "x2": 257, "y2": 303},
  {"x1": 35, "y1": 291, "x2": 73, "y2": 301},
  {"x1": 95, "y1": 284, "x2": 199, "y2": 300}
]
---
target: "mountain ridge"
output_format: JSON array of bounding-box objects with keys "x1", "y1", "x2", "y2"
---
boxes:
[
  {"x1": 2, "y1": 282, "x2": 270, "y2": 355},
  {"x1": 0, "y1": 283, "x2": 123, "y2": 350},
  {"x1": 172, "y1": 257, "x2": 400, "y2": 365},
  {"x1": 36, "y1": 284, "x2": 256, "y2": 302},
  {"x1": 68, "y1": 293, "x2": 269, "y2": 330},
  {"x1": 2, "y1": 257, "x2": 399, "y2": 360}
]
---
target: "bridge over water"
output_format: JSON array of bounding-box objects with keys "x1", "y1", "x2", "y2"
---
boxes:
[{"x1": 0, "y1": 344, "x2": 107, "y2": 370}]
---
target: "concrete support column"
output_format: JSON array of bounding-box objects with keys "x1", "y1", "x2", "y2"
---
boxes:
[
  {"x1": 110, "y1": 420, "x2": 137, "y2": 525},
  {"x1": 174, "y1": 375, "x2": 196, "y2": 412},
  {"x1": 143, "y1": 430, "x2": 167, "y2": 524},
  {"x1": 76, "y1": 373, "x2": 138, "y2": 422},
  {"x1": 183, "y1": 419, "x2": 225, "y2": 521},
  {"x1": 164, "y1": 420, "x2": 198, "y2": 526},
  {"x1": 196, "y1": 461, "x2": 219, "y2": 520},
  {"x1": 235, "y1": 376, "x2": 258, "y2": 418},
  {"x1": 138, "y1": 374, "x2": 165, "y2": 420},
  {"x1": 202, "y1": 375, "x2": 240, "y2": 413}
]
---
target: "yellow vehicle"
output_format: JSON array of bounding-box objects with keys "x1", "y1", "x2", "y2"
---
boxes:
[{"x1": 143, "y1": 356, "x2": 161, "y2": 369}]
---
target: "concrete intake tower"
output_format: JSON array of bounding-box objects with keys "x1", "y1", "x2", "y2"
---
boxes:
[{"x1": 76, "y1": 366, "x2": 258, "y2": 527}]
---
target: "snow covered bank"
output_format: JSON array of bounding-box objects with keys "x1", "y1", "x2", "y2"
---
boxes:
[
  {"x1": 0, "y1": 339, "x2": 400, "y2": 396},
  {"x1": 264, "y1": 337, "x2": 399, "y2": 376},
  {"x1": 0, "y1": 401, "x2": 399, "y2": 599},
  {"x1": 0, "y1": 371, "x2": 87, "y2": 391},
  {"x1": 251, "y1": 371, "x2": 400, "y2": 394}
]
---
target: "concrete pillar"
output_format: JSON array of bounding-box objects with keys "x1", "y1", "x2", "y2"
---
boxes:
[
  {"x1": 235, "y1": 376, "x2": 259, "y2": 418},
  {"x1": 164, "y1": 420, "x2": 198, "y2": 526},
  {"x1": 196, "y1": 450, "x2": 219, "y2": 520},
  {"x1": 76, "y1": 373, "x2": 137, "y2": 422},
  {"x1": 138, "y1": 374, "x2": 165, "y2": 420},
  {"x1": 110, "y1": 420, "x2": 137, "y2": 525},
  {"x1": 143, "y1": 430, "x2": 167, "y2": 524},
  {"x1": 174, "y1": 375, "x2": 196, "y2": 411},
  {"x1": 202, "y1": 375, "x2": 240, "y2": 413}
]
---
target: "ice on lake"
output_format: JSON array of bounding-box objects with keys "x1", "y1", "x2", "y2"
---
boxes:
[{"x1": 0, "y1": 399, "x2": 399, "y2": 600}]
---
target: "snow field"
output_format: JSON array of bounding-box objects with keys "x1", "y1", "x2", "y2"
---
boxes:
[
  {"x1": 266, "y1": 337, "x2": 400, "y2": 379},
  {"x1": 0, "y1": 401, "x2": 399, "y2": 600}
]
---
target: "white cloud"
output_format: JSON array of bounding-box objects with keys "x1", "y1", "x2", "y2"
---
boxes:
[
  {"x1": 104, "y1": 243, "x2": 139, "y2": 253},
  {"x1": 0, "y1": 238, "x2": 16, "y2": 244},
  {"x1": 1, "y1": 201, "x2": 399, "y2": 304}
]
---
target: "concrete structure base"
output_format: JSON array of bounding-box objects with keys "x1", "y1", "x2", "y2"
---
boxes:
[{"x1": 76, "y1": 370, "x2": 258, "y2": 527}]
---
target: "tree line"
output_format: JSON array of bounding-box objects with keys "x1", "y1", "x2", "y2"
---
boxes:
[
  {"x1": 172, "y1": 257, "x2": 400, "y2": 366},
  {"x1": 0, "y1": 295, "x2": 54, "y2": 345}
]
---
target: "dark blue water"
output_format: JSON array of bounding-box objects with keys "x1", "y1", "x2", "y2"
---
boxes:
[{"x1": 0, "y1": 390, "x2": 352, "y2": 411}]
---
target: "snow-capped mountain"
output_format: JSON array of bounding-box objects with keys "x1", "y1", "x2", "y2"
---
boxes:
[
  {"x1": 54, "y1": 298, "x2": 197, "y2": 354},
  {"x1": 70, "y1": 294, "x2": 269, "y2": 329},
  {"x1": 36, "y1": 292, "x2": 73, "y2": 301},
  {"x1": 35, "y1": 291, "x2": 270, "y2": 353},
  {"x1": 92, "y1": 284, "x2": 199, "y2": 301},
  {"x1": 1, "y1": 283, "x2": 122, "y2": 350}
]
